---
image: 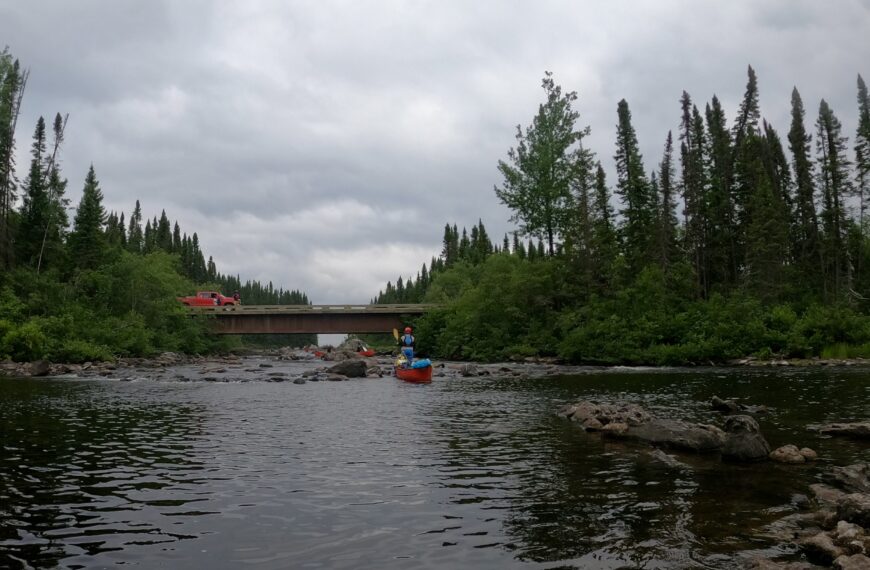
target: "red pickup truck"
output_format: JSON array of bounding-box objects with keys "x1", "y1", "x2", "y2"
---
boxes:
[{"x1": 178, "y1": 291, "x2": 237, "y2": 306}]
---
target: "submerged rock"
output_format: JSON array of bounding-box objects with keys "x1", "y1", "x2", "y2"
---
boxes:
[{"x1": 820, "y1": 423, "x2": 870, "y2": 440}]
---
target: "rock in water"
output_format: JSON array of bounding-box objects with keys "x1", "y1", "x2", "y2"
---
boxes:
[
  {"x1": 819, "y1": 423, "x2": 870, "y2": 440},
  {"x1": 770, "y1": 444, "x2": 807, "y2": 464},
  {"x1": 606, "y1": 418, "x2": 726, "y2": 453},
  {"x1": 833, "y1": 554, "x2": 870, "y2": 570},
  {"x1": 825, "y1": 464, "x2": 870, "y2": 494},
  {"x1": 837, "y1": 493, "x2": 870, "y2": 527},
  {"x1": 326, "y1": 360, "x2": 368, "y2": 378},
  {"x1": 29, "y1": 360, "x2": 51, "y2": 377},
  {"x1": 722, "y1": 415, "x2": 770, "y2": 462},
  {"x1": 711, "y1": 395, "x2": 740, "y2": 414}
]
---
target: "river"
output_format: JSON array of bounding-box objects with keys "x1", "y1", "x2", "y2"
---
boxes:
[{"x1": 1, "y1": 362, "x2": 868, "y2": 569}]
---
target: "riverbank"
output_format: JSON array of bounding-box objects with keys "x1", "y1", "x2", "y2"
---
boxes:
[{"x1": 3, "y1": 350, "x2": 870, "y2": 381}]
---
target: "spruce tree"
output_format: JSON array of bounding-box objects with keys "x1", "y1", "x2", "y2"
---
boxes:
[
  {"x1": 788, "y1": 88, "x2": 821, "y2": 291},
  {"x1": 856, "y1": 75, "x2": 870, "y2": 229},
  {"x1": 655, "y1": 130, "x2": 678, "y2": 270},
  {"x1": 816, "y1": 99, "x2": 853, "y2": 298},
  {"x1": 614, "y1": 99, "x2": 652, "y2": 270},
  {"x1": 705, "y1": 96, "x2": 736, "y2": 288},
  {"x1": 127, "y1": 200, "x2": 143, "y2": 253},
  {"x1": 156, "y1": 209, "x2": 172, "y2": 252},
  {"x1": 0, "y1": 52, "x2": 26, "y2": 270},
  {"x1": 68, "y1": 165, "x2": 107, "y2": 270},
  {"x1": 16, "y1": 117, "x2": 48, "y2": 266}
]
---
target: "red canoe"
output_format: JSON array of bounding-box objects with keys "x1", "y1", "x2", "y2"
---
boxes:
[{"x1": 395, "y1": 365, "x2": 433, "y2": 384}]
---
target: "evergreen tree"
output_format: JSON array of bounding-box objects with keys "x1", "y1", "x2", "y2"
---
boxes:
[
  {"x1": 127, "y1": 200, "x2": 143, "y2": 253},
  {"x1": 788, "y1": 88, "x2": 822, "y2": 291},
  {"x1": 614, "y1": 99, "x2": 653, "y2": 269},
  {"x1": 705, "y1": 96, "x2": 736, "y2": 289},
  {"x1": 655, "y1": 130, "x2": 678, "y2": 270},
  {"x1": 68, "y1": 165, "x2": 107, "y2": 270},
  {"x1": 156, "y1": 209, "x2": 172, "y2": 252},
  {"x1": 816, "y1": 99, "x2": 853, "y2": 298},
  {"x1": 856, "y1": 75, "x2": 870, "y2": 229},
  {"x1": 0, "y1": 51, "x2": 27, "y2": 270},
  {"x1": 16, "y1": 117, "x2": 48, "y2": 267},
  {"x1": 680, "y1": 93, "x2": 708, "y2": 294},
  {"x1": 495, "y1": 72, "x2": 593, "y2": 255},
  {"x1": 172, "y1": 221, "x2": 182, "y2": 253}
]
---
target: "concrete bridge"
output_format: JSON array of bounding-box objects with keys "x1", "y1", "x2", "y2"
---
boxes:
[{"x1": 188, "y1": 304, "x2": 435, "y2": 334}]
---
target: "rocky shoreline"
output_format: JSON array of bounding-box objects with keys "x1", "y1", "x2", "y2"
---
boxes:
[
  {"x1": 5, "y1": 347, "x2": 870, "y2": 382},
  {"x1": 558, "y1": 399, "x2": 870, "y2": 568}
]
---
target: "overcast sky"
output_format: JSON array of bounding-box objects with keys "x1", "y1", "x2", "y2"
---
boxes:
[{"x1": 3, "y1": 0, "x2": 869, "y2": 303}]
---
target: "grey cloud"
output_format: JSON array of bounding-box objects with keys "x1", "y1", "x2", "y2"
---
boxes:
[{"x1": 3, "y1": 1, "x2": 869, "y2": 301}]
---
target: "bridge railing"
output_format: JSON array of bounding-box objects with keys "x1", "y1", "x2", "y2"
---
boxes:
[{"x1": 187, "y1": 303, "x2": 437, "y2": 315}]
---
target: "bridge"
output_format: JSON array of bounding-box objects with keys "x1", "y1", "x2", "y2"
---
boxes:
[{"x1": 188, "y1": 304, "x2": 435, "y2": 335}]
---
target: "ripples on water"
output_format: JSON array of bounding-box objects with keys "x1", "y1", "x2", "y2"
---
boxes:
[{"x1": 1, "y1": 366, "x2": 868, "y2": 569}]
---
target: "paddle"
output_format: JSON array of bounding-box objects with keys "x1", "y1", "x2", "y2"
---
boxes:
[{"x1": 392, "y1": 328, "x2": 399, "y2": 341}]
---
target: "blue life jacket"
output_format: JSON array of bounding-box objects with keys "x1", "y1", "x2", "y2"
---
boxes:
[{"x1": 403, "y1": 334, "x2": 415, "y2": 346}]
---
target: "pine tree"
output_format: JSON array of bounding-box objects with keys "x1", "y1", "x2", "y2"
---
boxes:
[
  {"x1": 705, "y1": 96, "x2": 736, "y2": 289},
  {"x1": 156, "y1": 209, "x2": 172, "y2": 252},
  {"x1": 0, "y1": 52, "x2": 27, "y2": 270},
  {"x1": 495, "y1": 72, "x2": 593, "y2": 255},
  {"x1": 172, "y1": 221, "x2": 182, "y2": 252},
  {"x1": 591, "y1": 162, "x2": 617, "y2": 284},
  {"x1": 856, "y1": 75, "x2": 870, "y2": 229},
  {"x1": 816, "y1": 99, "x2": 853, "y2": 298},
  {"x1": 614, "y1": 99, "x2": 653, "y2": 270},
  {"x1": 680, "y1": 93, "x2": 708, "y2": 294},
  {"x1": 68, "y1": 165, "x2": 107, "y2": 270},
  {"x1": 655, "y1": 130, "x2": 678, "y2": 270},
  {"x1": 788, "y1": 88, "x2": 821, "y2": 291},
  {"x1": 16, "y1": 117, "x2": 48, "y2": 266},
  {"x1": 127, "y1": 200, "x2": 143, "y2": 253}
]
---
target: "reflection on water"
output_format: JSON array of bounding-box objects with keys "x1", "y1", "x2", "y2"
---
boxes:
[{"x1": 0, "y1": 367, "x2": 867, "y2": 568}]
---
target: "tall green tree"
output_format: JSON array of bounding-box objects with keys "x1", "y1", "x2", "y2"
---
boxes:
[
  {"x1": 0, "y1": 51, "x2": 27, "y2": 270},
  {"x1": 68, "y1": 165, "x2": 107, "y2": 270},
  {"x1": 16, "y1": 117, "x2": 48, "y2": 267},
  {"x1": 495, "y1": 72, "x2": 592, "y2": 255},
  {"x1": 856, "y1": 75, "x2": 870, "y2": 229},
  {"x1": 654, "y1": 130, "x2": 678, "y2": 270},
  {"x1": 816, "y1": 99, "x2": 853, "y2": 298},
  {"x1": 705, "y1": 96, "x2": 736, "y2": 289},
  {"x1": 127, "y1": 200, "x2": 143, "y2": 253},
  {"x1": 613, "y1": 98, "x2": 653, "y2": 270},
  {"x1": 788, "y1": 88, "x2": 822, "y2": 292}
]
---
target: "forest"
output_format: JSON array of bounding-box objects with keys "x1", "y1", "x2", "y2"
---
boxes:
[
  {"x1": 375, "y1": 67, "x2": 870, "y2": 364},
  {"x1": 0, "y1": 49, "x2": 313, "y2": 363}
]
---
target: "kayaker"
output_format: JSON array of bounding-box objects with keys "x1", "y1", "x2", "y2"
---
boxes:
[{"x1": 399, "y1": 326, "x2": 415, "y2": 364}]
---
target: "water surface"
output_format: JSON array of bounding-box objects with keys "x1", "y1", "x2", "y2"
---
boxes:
[{"x1": 1, "y1": 365, "x2": 868, "y2": 568}]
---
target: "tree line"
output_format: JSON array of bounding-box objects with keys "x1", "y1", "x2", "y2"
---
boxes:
[
  {"x1": 0, "y1": 49, "x2": 313, "y2": 362},
  {"x1": 378, "y1": 67, "x2": 870, "y2": 363}
]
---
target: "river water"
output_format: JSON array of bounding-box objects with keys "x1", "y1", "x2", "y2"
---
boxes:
[{"x1": 1, "y1": 363, "x2": 868, "y2": 569}]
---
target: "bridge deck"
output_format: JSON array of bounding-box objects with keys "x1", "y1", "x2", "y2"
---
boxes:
[
  {"x1": 188, "y1": 304, "x2": 434, "y2": 315},
  {"x1": 188, "y1": 304, "x2": 435, "y2": 334}
]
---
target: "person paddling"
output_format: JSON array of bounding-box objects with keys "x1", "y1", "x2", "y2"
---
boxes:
[{"x1": 398, "y1": 326, "x2": 415, "y2": 365}]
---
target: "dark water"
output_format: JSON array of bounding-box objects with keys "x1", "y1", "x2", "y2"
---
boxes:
[{"x1": 1, "y1": 366, "x2": 868, "y2": 569}]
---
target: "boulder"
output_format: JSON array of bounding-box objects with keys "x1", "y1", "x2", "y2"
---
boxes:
[
  {"x1": 834, "y1": 554, "x2": 870, "y2": 570},
  {"x1": 801, "y1": 532, "x2": 846, "y2": 565},
  {"x1": 819, "y1": 423, "x2": 870, "y2": 440},
  {"x1": 770, "y1": 445, "x2": 806, "y2": 464},
  {"x1": 827, "y1": 464, "x2": 870, "y2": 494},
  {"x1": 29, "y1": 360, "x2": 51, "y2": 377},
  {"x1": 605, "y1": 418, "x2": 726, "y2": 453},
  {"x1": 837, "y1": 493, "x2": 870, "y2": 527},
  {"x1": 722, "y1": 415, "x2": 770, "y2": 462},
  {"x1": 326, "y1": 360, "x2": 368, "y2": 378},
  {"x1": 800, "y1": 448, "x2": 819, "y2": 461},
  {"x1": 601, "y1": 422, "x2": 628, "y2": 435},
  {"x1": 567, "y1": 401, "x2": 652, "y2": 428},
  {"x1": 811, "y1": 484, "x2": 848, "y2": 507},
  {"x1": 711, "y1": 395, "x2": 740, "y2": 414},
  {"x1": 293, "y1": 378, "x2": 306, "y2": 385}
]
